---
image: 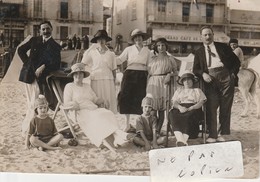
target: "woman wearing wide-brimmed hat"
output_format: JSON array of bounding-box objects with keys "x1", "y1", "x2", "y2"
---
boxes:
[
  {"x1": 168, "y1": 71, "x2": 207, "y2": 146},
  {"x1": 81, "y1": 30, "x2": 117, "y2": 114},
  {"x1": 63, "y1": 63, "x2": 129, "y2": 153},
  {"x1": 146, "y1": 37, "x2": 178, "y2": 134},
  {"x1": 117, "y1": 29, "x2": 151, "y2": 132}
]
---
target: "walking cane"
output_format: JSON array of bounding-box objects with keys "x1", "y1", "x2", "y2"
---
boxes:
[
  {"x1": 200, "y1": 80, "x2": 207, "y2": 144},
  {"x1": 165, "y1": 75, "x2": 172, "y2": 147}
]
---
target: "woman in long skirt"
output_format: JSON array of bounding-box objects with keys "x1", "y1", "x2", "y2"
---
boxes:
[
  {"x1": 117, "y1": 29, "x2": 151, "y2": 132},
  {"x1": 81, "y1": 30, "x2": 117, "y2": 113}
]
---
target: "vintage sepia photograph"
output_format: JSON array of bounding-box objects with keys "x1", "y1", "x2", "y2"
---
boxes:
[{"x1": 0, "y1": 0, "x2": 259, "y2": 181}]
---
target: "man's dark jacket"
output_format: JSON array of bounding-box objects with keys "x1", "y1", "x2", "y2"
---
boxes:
[
  {"x1": 18, "y1": 36, "x2": 61, "y2": 109},
  {"x1": 193, "y1": 42, "x2": 240, "y2": 79}
]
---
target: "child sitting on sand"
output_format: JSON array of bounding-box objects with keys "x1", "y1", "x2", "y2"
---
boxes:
[
  {"x1": 25, "y1": 95, "x2": 63, "y2": 151},
  {"x1": 133, "y1": 95, "x2": 166, "y2": 151}
]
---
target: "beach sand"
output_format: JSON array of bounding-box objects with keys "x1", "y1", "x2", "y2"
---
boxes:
[{"x1": 0, "y1": 80, "x2": 259, "y2": 179}]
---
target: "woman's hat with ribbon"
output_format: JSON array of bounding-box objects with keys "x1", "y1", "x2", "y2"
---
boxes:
[
  {"x1": 91, "y1": 30, "x2": 112, "y2": 43},
  {"x1": 130, "y1": 29, "x2": 150, "y2": 42},
  {"x1": 177, "y1": 70, "x2": 199, "y2": 85},
  {"x1": 67, "y1": 63, "x2": 90, "y2": 78}
]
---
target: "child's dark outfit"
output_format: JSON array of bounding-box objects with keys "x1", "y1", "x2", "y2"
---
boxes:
[
  {"x1": 29, "y1": 116, "x2": 58, "y2": 143},
  {"x1": 135, "y1": 115, "x2": 157, "y2": 141}
]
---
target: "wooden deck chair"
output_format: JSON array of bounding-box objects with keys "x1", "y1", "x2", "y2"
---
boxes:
[{"x1": 46, "y1": 70, "x2": 77, "y2": 138}]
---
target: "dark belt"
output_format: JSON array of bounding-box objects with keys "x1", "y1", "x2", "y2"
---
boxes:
[
  {"x1": 151, "y1": 73, "x2": 169, "y2": 76},
  {"x1": 208, "y1": 67, "x2": 225, "y2": 73}
]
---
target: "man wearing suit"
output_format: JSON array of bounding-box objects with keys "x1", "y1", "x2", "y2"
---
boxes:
[
  {"x1": 193, "y1": 26, "x2": 240, "y2": 143},
  {"x1": 18, "y1": 21, "x2": 61, "y2": 134}
]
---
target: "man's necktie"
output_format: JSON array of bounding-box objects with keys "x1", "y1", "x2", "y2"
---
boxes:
[
  {"x1": 207, "y1": 46, "x2": 216, "y2": 67},
  {"x1": 43, "y1": 39, "x2": 46, "y2": 44}
]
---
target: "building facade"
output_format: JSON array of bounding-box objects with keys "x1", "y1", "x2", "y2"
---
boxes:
[
  {"x1": 112, "y1": 0, "x2": 229, "y2": 55},
  {"x1": 228, "y1": 9, "x2": 260, "y2": 55},
  {"x1": 0, "y1": 0, "x2": 103, "y2": 46}
]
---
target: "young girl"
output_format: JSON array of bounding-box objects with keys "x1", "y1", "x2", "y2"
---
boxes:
[
  {"x1": 25, "y1": 95, "x2": 63, "y2": 151},
  {"x1": 146, "y1": 38, "x2": 178, "y2": 134},
  {"x1": 168, "y1": 71, "x2": 206, "y2": 146},
  {"x1": 133, "y1": 95, "x2": 166, "y2": 151},
  {"x1": 81, "y1": 30, "x2": 117, "y2": 113}
]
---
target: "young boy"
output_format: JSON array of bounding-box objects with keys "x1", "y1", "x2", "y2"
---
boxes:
[
  {"x1": 25, "y1": 95, "x2": 63, "y2": 151},
  {"x1": 133, "y1": 95, "x2": 166, "y2": 151}
]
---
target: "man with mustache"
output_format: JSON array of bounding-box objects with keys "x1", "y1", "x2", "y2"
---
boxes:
[
  {"x1": 18, "y1": 21, "x2": 61, "y2": 135},
  {"x1": 193, "y1": 26, "x2": 240, "y2": 143}
]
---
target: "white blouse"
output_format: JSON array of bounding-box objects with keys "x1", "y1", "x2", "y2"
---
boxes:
[
  {"x1": 81, "y1": 48, "x2": 117, "y2": 80},
  {"x1": 117, "y1": 45, "x2": 151, "y2": 70},
  {"x1": 172, "y1": 87, "x2": 207, "y2": 104}
]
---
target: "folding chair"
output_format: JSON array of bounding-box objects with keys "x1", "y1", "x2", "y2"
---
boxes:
[{"x1": 46, "y1": 70, "x2": 77, "y2": 138}]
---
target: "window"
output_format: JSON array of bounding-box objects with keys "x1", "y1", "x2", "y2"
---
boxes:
[
  {"x1": 82, "y1": 0, "x2": 90, "y2": 20},
  {"x1": 251, "y1": 32, "x2": 260, "y2": 39},
  {"x1": 82, "y1": 27, "x2": 90, "y2": 36},
  {"x1": 158, "y1": 0, "x2": 167, "y2": 13},
  {"x1": 240, "y1": 32, "x2": 250, "y2": 39},
  {"x1": 34, "y1": 0, "x2": 42, "y2": 18},
  {"x1": 206, "y1": 4, "x2": 214, "y2": 23},
  {"x1": 60, "y1": 26, "x2": 68, "y2": 41},
  {"x1": 230, "y1": 31, "x2": 239, "y2": 38},
  {"x1": 182, "y1": 3, "x2": 190, "y2": 22},
  {"x1": 33, "y1": 25, "x2": 40, "y2": 37},
  {"x1": 60, "y1": 0, "x2": 68, "y2": 19},
  {"x1": 131, "y1": 0, "x2": 137, "y2": 20}
]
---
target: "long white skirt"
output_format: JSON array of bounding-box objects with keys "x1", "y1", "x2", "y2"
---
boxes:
[
  {"x1": 91, "y1": 79, "x2": 117, "y2": 114},
  {"x1": 76, "y1": 108, "x2": 119, "y2": 147}
]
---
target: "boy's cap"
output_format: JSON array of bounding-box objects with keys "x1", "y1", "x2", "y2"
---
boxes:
[
  {"x1": 141, "y1": 94, "x2": 153, "y2": 107},
  {"x1": 229, "y1": 38, "x2": 238, "y2": 44},
  {"x1": 35, "y1": 95, "x2": 48, "y2": 109}
]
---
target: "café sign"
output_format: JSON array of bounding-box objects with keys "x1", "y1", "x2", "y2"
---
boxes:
[
  {"x1": 153, "y1": 29, "x2": 229, "y2": 43},
  {"x1": 238, "y1": 39, "x2": 260, "y2": 47}
]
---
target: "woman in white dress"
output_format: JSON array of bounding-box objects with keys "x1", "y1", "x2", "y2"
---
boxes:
[
  {"x1": 81, "y1": 30, "x2": 117, "y2": 113},
  {"x1": 63, "y1": 63, "x2": 128, "y2": 153}
]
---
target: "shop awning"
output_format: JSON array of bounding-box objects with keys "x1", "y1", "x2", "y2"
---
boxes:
[
  {"x1": 237, "y1": 38, "x2": 260, "y2": 47},
  {"x1": 152, "y1": 29, "x2": 229, "y2": 43}
]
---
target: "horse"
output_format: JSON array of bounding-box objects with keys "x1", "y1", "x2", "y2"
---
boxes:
[{"x1": 237, "y1": 68, "x2": 260, "y2": 118}]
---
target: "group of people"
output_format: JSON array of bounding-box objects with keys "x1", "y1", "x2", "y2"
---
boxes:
[
  {"x1": 18, "y1": 20, "x2": 241, "y2": 152},
  {"x1": 66, "y1": 34, "x2": 89, "y2": 50}
]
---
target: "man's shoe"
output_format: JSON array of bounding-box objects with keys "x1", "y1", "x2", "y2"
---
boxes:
[
  {"x1": 217, "y1": 136, "x2": 225, "y2": 142},
  {"x1": 206, "y1": 138, "x2": 217, "y2": 143}
]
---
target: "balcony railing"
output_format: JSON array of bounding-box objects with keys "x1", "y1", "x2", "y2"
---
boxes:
[{"x1": 147, "y1": 14, "x2": 226, "y2": 24}]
